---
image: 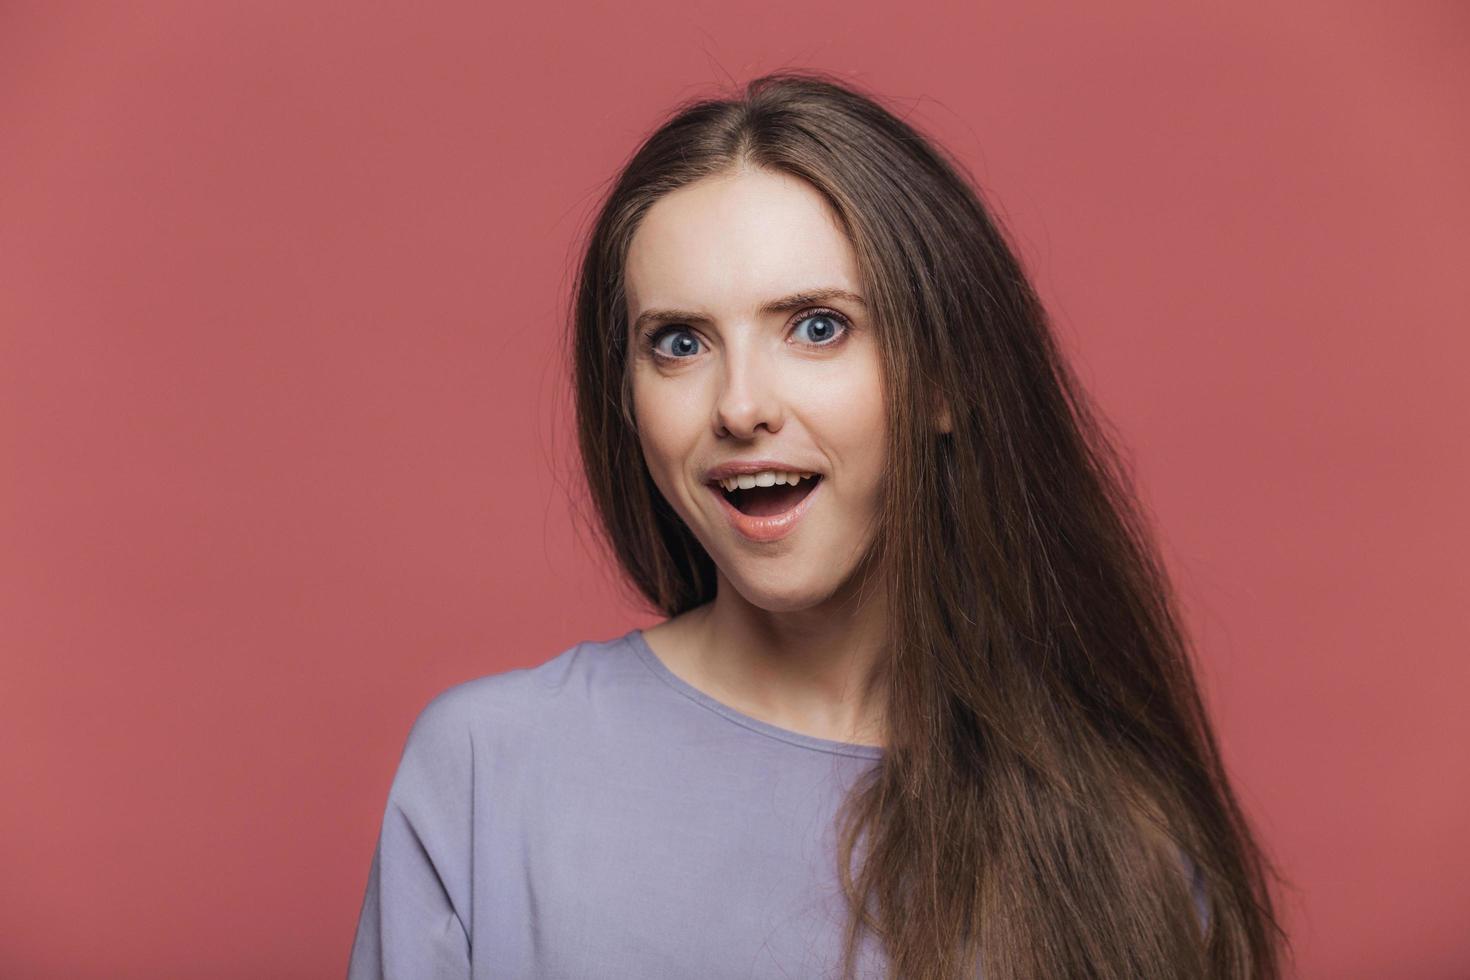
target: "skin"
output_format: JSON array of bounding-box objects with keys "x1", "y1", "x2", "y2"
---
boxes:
[{"x1": 624, "y1": 165, "x2": 892, "y2": 748}]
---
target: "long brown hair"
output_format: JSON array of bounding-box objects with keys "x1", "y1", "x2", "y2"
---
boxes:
[{"x1": 565, "y1": 69, "x2": 1292, "y2": 980}]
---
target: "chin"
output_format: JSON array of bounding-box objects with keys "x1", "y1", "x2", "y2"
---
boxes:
[{"x1": 722, "y1": 565, "x2": 844, "y2": 613}]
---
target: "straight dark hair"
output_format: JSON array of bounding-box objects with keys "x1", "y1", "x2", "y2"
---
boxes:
[{"x1": 566, "y1": 69, "x2": 1292, "y2": 979}]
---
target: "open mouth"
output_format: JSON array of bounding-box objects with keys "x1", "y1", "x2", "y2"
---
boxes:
[{"x1": 715, "y1": 475, "x2": 823, "y2": 517}]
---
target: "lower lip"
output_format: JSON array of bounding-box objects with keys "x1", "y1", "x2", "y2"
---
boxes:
[{"x1": 707, "y1": 477, "x2": 823, "y2": 543}]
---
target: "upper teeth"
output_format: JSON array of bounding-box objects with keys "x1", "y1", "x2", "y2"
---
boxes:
[{"x1": 718, "y1": 470, "x2": 817, "y2": 492}]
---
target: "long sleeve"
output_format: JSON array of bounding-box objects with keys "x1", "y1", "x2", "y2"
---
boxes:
[{"x1": 348, "y1": 692, "x2": 476, "y2": 979}]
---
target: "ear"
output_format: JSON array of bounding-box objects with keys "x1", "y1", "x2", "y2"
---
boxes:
[{"x1": 932, "y1": 393, "x2": 953, "y2": 434}]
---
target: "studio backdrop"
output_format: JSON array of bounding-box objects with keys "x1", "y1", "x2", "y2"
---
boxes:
[{"x1": 0, "y1": 2, "x2": 1465, "y2": 977}]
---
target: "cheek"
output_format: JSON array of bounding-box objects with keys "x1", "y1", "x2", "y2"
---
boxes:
[
  {"x1": 631, "y1": 377, "x2": 701, "y2": 484},
  {"x1": 806, "y1": 363, "x2": 886, "y2": 482}
]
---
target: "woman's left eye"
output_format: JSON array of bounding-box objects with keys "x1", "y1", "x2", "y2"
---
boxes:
[{"x1": 792, "y1": 309, "x2": 850, "y2": 346}]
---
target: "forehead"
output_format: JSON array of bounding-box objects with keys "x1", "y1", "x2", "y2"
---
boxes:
[{"x1": 624, "y1": 167, "x2": 861, "y2": 316}]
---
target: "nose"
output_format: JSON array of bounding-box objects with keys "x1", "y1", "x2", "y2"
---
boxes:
[{"x1": 712, "y1": 335, "x2": 784, "y2": 439}]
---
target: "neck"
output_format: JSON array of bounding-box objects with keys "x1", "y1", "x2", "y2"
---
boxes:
[{"x1": 682, "y1": 563, "x2": 890, "y2": 748}]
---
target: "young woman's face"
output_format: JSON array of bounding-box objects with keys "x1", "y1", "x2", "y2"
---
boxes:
[{"x1": 625, "y1": 167, "x2": 886, "y2": 612}]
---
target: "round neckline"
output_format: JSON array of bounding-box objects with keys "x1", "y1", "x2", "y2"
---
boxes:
[{"x1": 625, "y1": 627, "x2": 885, "y2": 760}]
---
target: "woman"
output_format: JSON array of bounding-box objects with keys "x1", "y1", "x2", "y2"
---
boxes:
[{"x1": 349, "y1": 70, "x2": 1290, "y2": 979}]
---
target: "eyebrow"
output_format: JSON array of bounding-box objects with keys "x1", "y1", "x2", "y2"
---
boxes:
[{"x1": 631, "y1": 287, "x2": 867, "y2": 333}]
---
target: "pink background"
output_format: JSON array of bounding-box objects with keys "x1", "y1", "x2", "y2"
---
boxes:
[{"x1": 1, "y1": 2, "x2": 1465, "y2": 977}]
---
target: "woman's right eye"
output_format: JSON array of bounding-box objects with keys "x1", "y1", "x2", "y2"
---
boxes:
[{"x1": 647, "y1": 327, "x2": 702, "y2": 360}]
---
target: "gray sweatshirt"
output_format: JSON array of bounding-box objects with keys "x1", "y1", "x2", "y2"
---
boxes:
[{"x1": 347, "y1": 628, "x2": 1207, "y2": 978}]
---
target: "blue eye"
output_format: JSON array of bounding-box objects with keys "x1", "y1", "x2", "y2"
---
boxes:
[
  {"x1": 650, "y1": 329, "x2": 703, "y2": 359},
  {"x1": 641, "y1": 307, "x2": 852, "y2": 363},
  {"x1": 793, "y1": 310, "x2": 849, "y2": 345}
]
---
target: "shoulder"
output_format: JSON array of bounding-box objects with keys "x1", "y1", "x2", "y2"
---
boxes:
[
  {"x1": 384, "y1": 638, "x2": 604, "y2": 813},
  {"x1": 399, "y1": 631, "x2": 639, "y2": 757}
]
